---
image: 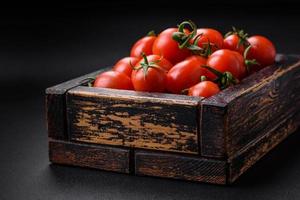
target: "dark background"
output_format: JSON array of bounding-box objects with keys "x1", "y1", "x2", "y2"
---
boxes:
[{"x1": 1, "y1": 2, "x2": 300, "y2": 200}]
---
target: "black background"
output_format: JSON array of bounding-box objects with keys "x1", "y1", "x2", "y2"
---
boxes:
[{"x1": 1, "y1": 2, "x2": 300, "y2": 200}]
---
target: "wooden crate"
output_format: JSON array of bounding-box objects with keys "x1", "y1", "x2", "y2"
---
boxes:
[{"x1": 46, "y1": 54, "x2": 300, "y2": 184}]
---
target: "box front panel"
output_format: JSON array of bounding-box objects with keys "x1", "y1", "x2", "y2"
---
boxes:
[{"x1": 66, "y1": 87, "x2": 201, "y2": 154}]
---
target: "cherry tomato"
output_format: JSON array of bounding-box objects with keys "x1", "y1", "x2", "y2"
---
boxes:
[
  {"x1": 131, "y1": 55, "x2": 171, "y2": 92},
  {"x1": 94, "y1": 71, "x2": 133, "y2": 90},
  {"x1": 195, "y1": 28, "x2": 223, "y2": 51},
  {"x1": 166, "y1": 55, "x2": 207, "y2": 94},
  {"x1": 223, "y1": 34, "x2": 245, "y2": 54},
  {"x1": 130, "y1": 32, "x2": 156, "y2": 58},
  {"x1": 188, "y1": 81, "x2": 220, "y2": 98},
  {"x1": 246, "y1": 35, "x2": 276, "y2": 70},
  {"x1": 152, "y1": 28, "x2": 191, "y2": 64},
  {"x1": 113, "y1": 57, "x2": 139, "y2": 77},
  {"x1": 206, "y1": 49, "x2": 246, "y2": 80}
]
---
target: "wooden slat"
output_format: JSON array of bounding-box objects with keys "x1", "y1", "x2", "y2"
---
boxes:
[
  {"x1": 135, "y1": 150, "x2": 227, "y2": 184},
  {"x1": 228, "y1": 111, "x2": 300, "y2": 183},
  {"x1": 49, "y1": 139, "x2": 130, "y2": 173},
  {"x1": 67, "y1": 87, "x2": 201, "y2": 154},
  {"x1": 46, "y1": 69, "x2": 106, "y2": 139}
]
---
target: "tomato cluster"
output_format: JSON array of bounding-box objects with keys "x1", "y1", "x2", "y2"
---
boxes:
[{"x1": 93, "y1": 20, "x2": 276, "y2": 98}]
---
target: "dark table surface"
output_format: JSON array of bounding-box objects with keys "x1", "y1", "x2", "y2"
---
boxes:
[{"x1": 1, "y1": 3, "x2": 300, "y2": 200}]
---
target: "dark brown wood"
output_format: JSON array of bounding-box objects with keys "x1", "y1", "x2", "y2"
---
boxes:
[
  {"x1": 66, "y1": 87, "x2": 201, "y2": 154},
  {"x1": 46, "y1": 69, "x2": 106, "y2": 139},
  {"x1": 200, "y1": 100, "x2": 227, "y2": 158},
  {"x1": 201, "y1": 55, "x2": 300, "y2": 158},
  {"x1": 135, "y1": 150, "x2": 227, "y2": 184},
  {"x1": 228, "y1": 111, "x2": 300, "y2": 183},
  {"x1": 49, "y1": 139, "x2": 130, "y2": 173}
]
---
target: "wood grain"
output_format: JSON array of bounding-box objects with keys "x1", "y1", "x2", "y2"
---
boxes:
[
  {"x1": 49, "y1": 139, "x2": 130, "y2": 173},
  {"x1": 46, "y1": 69, "x2": 106, "y2": 139},
  {"x1": 228, "y1": 111, "x2": 300, "y2": 183},
  {"x1": 135, "y1": 150, "x2": 227, "y2": 184},
  {"x1": 67, "y1": 87, "x2": 201, "y2": 154}
]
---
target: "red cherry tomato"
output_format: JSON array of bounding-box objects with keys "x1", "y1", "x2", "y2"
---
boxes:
[
  {"x1": 246, "y1": 35, "x2": 276, "y2": 70},
  {"x1": 131, "y1": 55, "x2": 171, "y2": 92},
  {"x1": 94, "y1": 71, "x2": 133, "y2": 90},
  {"x1": 113, "y1": 57, "x2": 139, "y2": 77},
  {"x1": 130, "y1": 33, "x2": 156, "y2": 58},
  {"x1": 223, "y1": 34, "x2": 245, "y2": 54},
  {"x1": 195, "y1": 28, "x2": 223, "y2": 51},
  {"x1": 206, "y1": 49, "x2": 246, "y2": 80},
  {"x1": 188, "y1": 81, "x2": 220, "y2": 98},
  {"x1": 152, "y1": 28, "x2": 191, "y2": 64},
  {"x1": 166, "y1": 56, "x2": 207, "y2": 94}
]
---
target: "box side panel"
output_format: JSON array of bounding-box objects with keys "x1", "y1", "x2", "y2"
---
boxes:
[
  {"x1": 226, "y1": 57, "x2": 300, "y2": 157},
  {"x1": 49, "y1": 139, "x2": 130, "y2": 173},
  {"x1": 228, "y1": 111, "x2": 300, "y2": 183},
  {"x1": 67, "y1": 87, "x2": 201, "y2": 154},
  {"x1": 135, "y1": 150, "x2": 227, "y2": 184}
]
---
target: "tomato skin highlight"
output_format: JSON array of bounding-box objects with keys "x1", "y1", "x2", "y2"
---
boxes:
[
  {"x1": 113, "y1": 57, "x2": 139, "y2": 77},
  {"x1": 152, "y1": 28, "x2": 191, "y2": 64},
  {"x1": 188, "y1": 81, "x2": 220, "y2": 98},
  {"x1": 166, "y1": 56, "x2": 207, "y2": 94},
  {"x1": 206, "y1": 49, "x2": 246, "y2": 80},
  {"x1": 131, "y1": 55, "x2": 171, "y2": 92},
  {"x1": 130, "y1": 36, "x2": 156, "y2": 58},
  {"x1": 223, "y1": 34, "x2": 245, "y2": 54},
  {"x1": 246, "y1": 35, "x2": 276, "y2": 71},
  {"x1": 94, "y1": 71, "x2": 133, "y2": 90},
  {"x1": 195, "y1": 28, "x2": 223, "y2": 51}
]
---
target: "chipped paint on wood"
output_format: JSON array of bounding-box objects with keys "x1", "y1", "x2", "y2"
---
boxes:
[{"x1": 67, "y1": 89, "x2": 201, "y2": 154}]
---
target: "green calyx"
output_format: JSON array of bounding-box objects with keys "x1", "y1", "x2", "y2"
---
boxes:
[
  {"x1": 201, "y1": 65, "x2": 238, "y2": 90},
  {"x1": 172, "y1": 20, "x2": 214, "y2": 57},
  {"x1": 243, "y1": 45, "x2": 260, "y2": 73},
  {"x1": 147, "y1": 30, "x2": 156, "y2": 37},
  {"x1": 134, "y1": 53, "x2": 164, "y2": 79},
  {"x1": 80, "y1": 77, "x2": 96, "y2": 87},
  {"x1": 200, "y1": 75, "x2": 207, "y2": 82},
  {"x1": 172, "y1": 20, "x2": 200, "y2": 50},
  {"x1": 225, "y1": 26, "x2": 250, "y2": 49}
]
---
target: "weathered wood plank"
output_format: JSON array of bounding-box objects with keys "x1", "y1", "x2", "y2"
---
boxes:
[
  {"x1": 135, "y1": 150, "x2": 227, "y2": 184},
  {"x1": 46, "y1": 69, "x2": 106, "y2": 139},
  {"x1": 67, "y1": 87, "x2": 201, "y2": 154},
  {"x1": 228, "y1": 111, "x2": 300, "y2": 183},
  {"x1": 49, "y1": 139, "x2": 130, "y2": 173},
  {"x1": 201, "y1": 55, "x2": 300, "y2": 158}
]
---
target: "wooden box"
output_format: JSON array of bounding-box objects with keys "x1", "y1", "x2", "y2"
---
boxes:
[{"x1": 46, "y1": 54, "x2": 300, "y2": 184}]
